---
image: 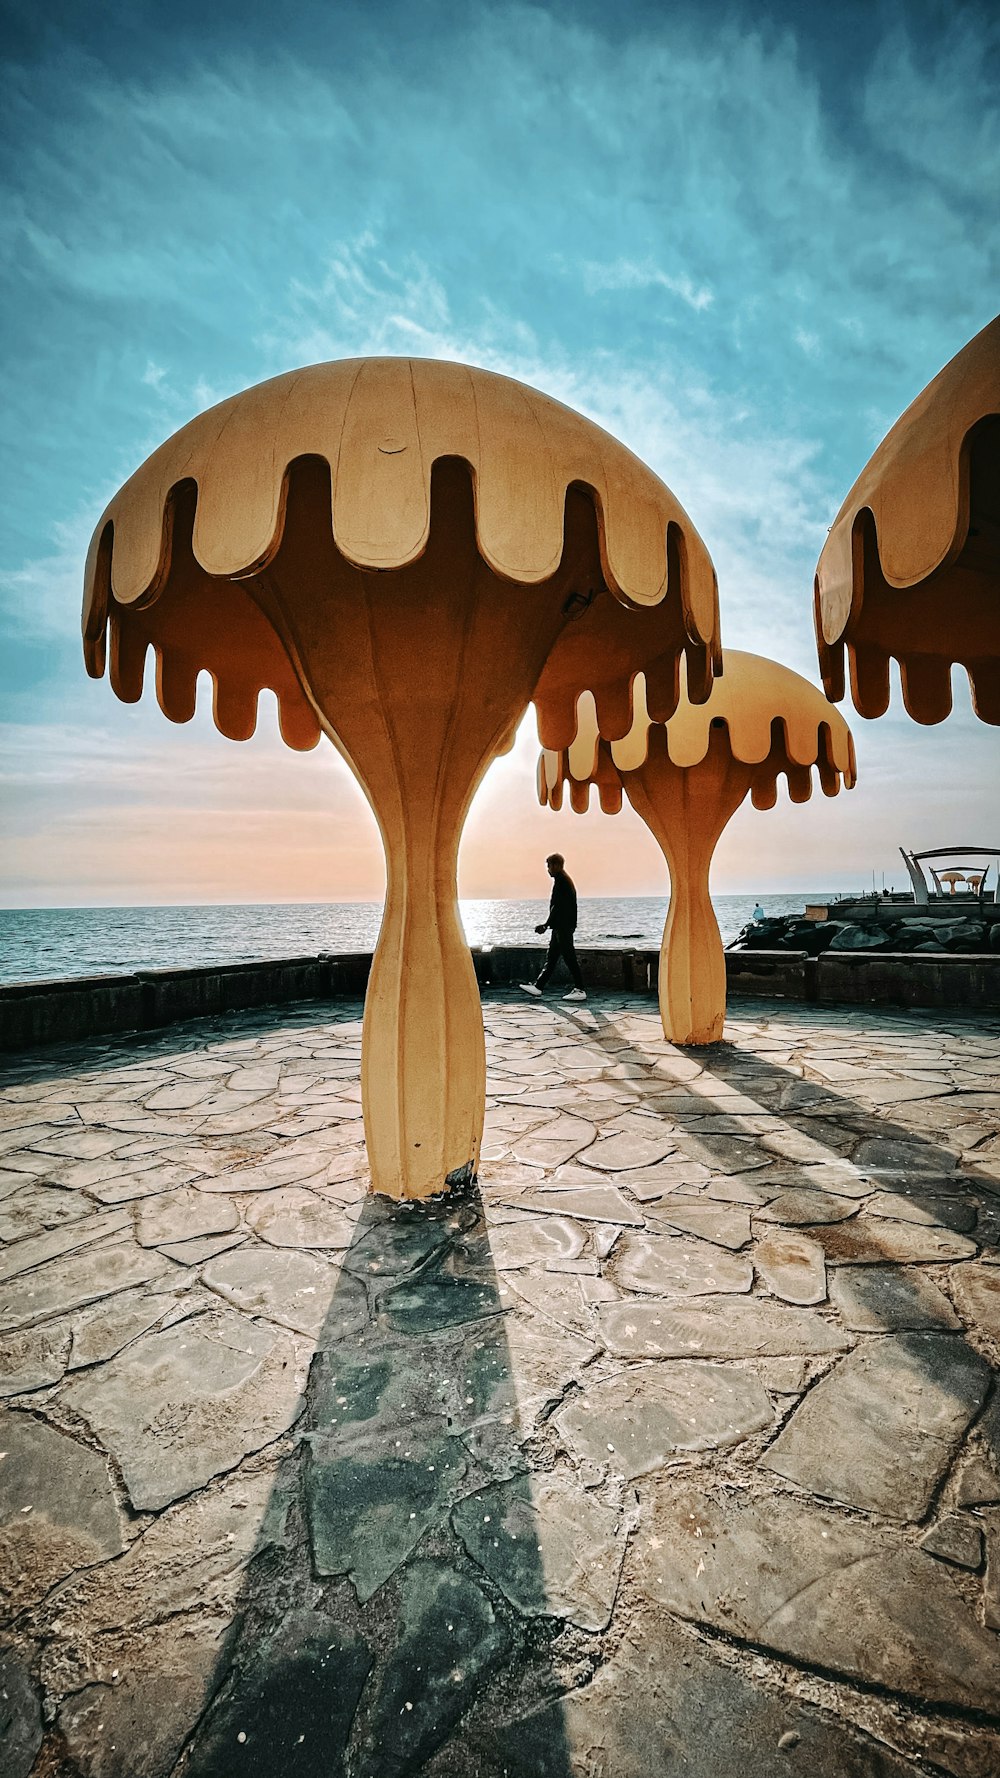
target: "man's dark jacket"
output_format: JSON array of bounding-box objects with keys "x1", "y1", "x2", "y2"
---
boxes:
[{"x1": 543, "y1": 871, "x2": 578, "y2": 934}]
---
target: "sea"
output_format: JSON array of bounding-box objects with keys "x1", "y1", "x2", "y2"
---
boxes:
[{"x1": 0, "y1": 895, "x2": 832, "y2": 988}]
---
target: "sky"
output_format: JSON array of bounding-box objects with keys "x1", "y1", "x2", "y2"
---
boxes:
[{"x1": 0, "y1": 0, "x2": 998, "y2": 909}]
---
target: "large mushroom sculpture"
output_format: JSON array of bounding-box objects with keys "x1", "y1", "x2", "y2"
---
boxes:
[
  {"x1": 815, "y1": 314, "x2": 1000, "y2": 725},
  {"x1": 539, "y1": 650, "x2": 856, "y2": 1046},
  {"x1": 83, "y1": 358, "x2": 720, "y2": 1198}
]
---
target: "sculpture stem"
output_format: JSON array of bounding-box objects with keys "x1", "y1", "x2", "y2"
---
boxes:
[
  {"x1": 624, "y1": 731, "x2": 752, "y2": 1046},
  {"x1": 363, "y1": 801, "x2": 485, "y2": 1201}
]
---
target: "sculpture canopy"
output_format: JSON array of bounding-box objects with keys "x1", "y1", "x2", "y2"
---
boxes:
[
  {"x1": 80, "y1": 355, "x2": 721, "y2": 1199},
  {"x1": 540, "y1": 650, "x2": 857, "y2": 810},
  {"x1": 814, "y1": 315, "x2": 1000, "y2": 725},
  {"x1": 82, "y1": 356, "x2": 720, "y2": 745}
]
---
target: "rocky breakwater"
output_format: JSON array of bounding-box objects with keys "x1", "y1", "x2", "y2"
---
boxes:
[{"x1": 733, "y1": 905, "x2": 1000, "y2": 958}]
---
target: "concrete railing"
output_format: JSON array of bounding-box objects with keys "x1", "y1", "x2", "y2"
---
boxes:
[{"x1": 1, "y1": 947, "x2": 998, "y2": 1053}]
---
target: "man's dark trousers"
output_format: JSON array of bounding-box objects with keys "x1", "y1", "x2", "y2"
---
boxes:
[{"x1": 535, "y1": 928, "x2": 584, "y2": 990}]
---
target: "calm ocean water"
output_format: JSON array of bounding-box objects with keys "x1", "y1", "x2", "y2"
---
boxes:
[{"x1": 0, "y1": 896, "x2": 832, "y2": 988}]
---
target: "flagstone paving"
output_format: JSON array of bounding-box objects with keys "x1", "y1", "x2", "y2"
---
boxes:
[{"x1": 0, "y1": 993, "x2": 999, "y2": 1777}]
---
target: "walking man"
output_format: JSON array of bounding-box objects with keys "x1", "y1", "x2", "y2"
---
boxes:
[{"x1": 521, "y1": 853, "x2": 586, "y2": 1002}]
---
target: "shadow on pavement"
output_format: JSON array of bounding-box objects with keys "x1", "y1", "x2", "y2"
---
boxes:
[{"x1": 174, "y1": 1178, "x2": 575, "y2": 1778}]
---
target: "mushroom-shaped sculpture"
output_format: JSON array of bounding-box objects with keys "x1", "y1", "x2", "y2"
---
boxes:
[
  {"x1": 83, "y1": 358, "x2": 720, "y2": 1198},
  {"x1": 538, "y1": 650, "x2": 856, "y2": 1045},
  {"x1": 815, "y1": 315, "x2": 1000, "y2": 724},
  {"x1": 937, "y1": 870, "x2": 966, "y2": 896}
]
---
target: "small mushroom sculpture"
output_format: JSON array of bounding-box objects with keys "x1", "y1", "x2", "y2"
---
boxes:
[
  {"x1": 815, "y1": 314, "x2": 1000, "y2": 724},
  {"x1": 83, "y1": 357, "x2": 720, "y2": 1198},
  {"x1": 538, "y1": 650, "x2": 856, "y2": 1046}
]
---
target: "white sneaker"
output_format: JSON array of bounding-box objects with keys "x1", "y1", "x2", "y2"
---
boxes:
[
  {"x1": 563, "y1": 988, "x2": 587, "y2": 1002},
  {"x1": 520, "y1": 983, "x2": 542, "y2": 997}
]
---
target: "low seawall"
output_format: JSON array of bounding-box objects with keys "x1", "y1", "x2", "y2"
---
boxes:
[{"x1": 2, "y1": 945, "x2": 998, "y2": 1053}]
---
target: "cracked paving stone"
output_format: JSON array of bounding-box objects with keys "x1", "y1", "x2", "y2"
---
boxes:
[
  {"x1": 489, "y1": 1216, "x2": 585, "y2": 1271},
  {"x1": 852, "y1": 1137, "x2": 958, "y2": 1174},
  {"x1": 754, "y1": 1188, "x2": 859, "y2": 1226},
  {"x1": 0, "y1": 1183, "x2": 92, "y2": 1242},
  {"x1": 472, "y1": 1609, "x2": 923, "y2": 1778},
  {"x1": 612, "y1": 1232, "x2": 753, "y2": 1297},
  {"x1": 577, "y1": 1128, "x2": 677, "y2": 1173},
  {"x1": 0, "y1": 1207, "x2": 131, "y2": 1282},
  {"x1": 510, "y1": 1114, "x2": 597, "y2": 1168},
  {"x1": 636, "y1": 1483, "x2": 1000, "y2": 1715},
  {"x1": 0, "y1": 1323, "x2": 71, "y2": 1394},
  {"x1": 756, "y1": 1162, "x2": 872, "y2": 1199},
  {"x1": 0, "y1": 1644, "x2": 42, "y2": 1778},
  {"x1": 49, "y1": 1465, "x2": 295, "y2": 1778},
  {"x1": 156, "y1": 1228, "x2": 245, "y2": 1265},
  {"x1": 202, "y1": 1245, "x2": 358, "y2": 1338},
  {"x1": 950, "y1": 1263, "x2": 1000, "y2": 1347},
  {"x1": 919, "y1": 1513, "x2": 984, "y2": 1569},
  {"x1": 0, "y1": 1407, "x2": 124, "y2": 1614},
  {"x1": 556, "y1": 1361, "x2": 772, "y2": 1478},
  {"x1": 510, "y1": 1183, "x2": 644, "y2": 1225},
  {"x1": 828, "y1": 1265, "x2": 961, "y2": 1332},
  {"x1": 194, "y1": 1148, "x2": 328, "y2": 1194},
  {"x1": 762, "y1": 1332, "x2": 992, "y2": 1519},
  {"x1": 0, "y1": 1239, "x2": 174, "y2": 1334},
  {"x1": 246, "y1": 1187, "x2": 360, "y2": 1250},
  {"x1": 807, "y1": 1215, "x2": 977, "y2": 1265},
  {"x1": 62, "y1": 1309, "x2": 307, "y2": 1510},
  {"x1": 356, "y1": 1560, "x2": 505, "y2": 1778},
  {"x1": 67, "y1": 1288, "x2": 186, "y2": 1370},
  {"x1": 451, "y1": 1470, "x2": 630, "y2": 1630},
  {"x1": 134, "y1": 1185, "x2": 240, "y2": 1247},
  {"x1": 644, "y1": 1201, "x2": 751, "y2": 1249},
  {"x1": 674, "y1": 1134, "x2": 774, "y2": 1173},
  {"x1": 864, "y1": 1190, "x2": 978, "y2": 1234},
  {"x1": 180, "y1": 1611, "x2": 373, "y2": 1778},
  {"x1": 598, "y1": 1296, "x2": 851, "y2": 1358},
  {"x1": 754, "y1": 1231, "x2": 827, "y2": 1305}
]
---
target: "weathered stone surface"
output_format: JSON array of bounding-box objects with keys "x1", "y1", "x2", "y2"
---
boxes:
[
  {"x1": 956, "y1": 1457, "x2": 1000, "y2": 1506},
  {"x1": 0, "y1": 1408, "x2": 123, "y2": 1614},
  {"x1": 853, "y1": 1137, "x2": 957, "y2": 1174},
  {"x1": 599, "y1": 1297, "x2": 851, "y2": 1358},
  {"x1": 359, "y1": 1561, "x2": 505, "y2": 1776},
  {"x1": 180, "y1": 1611, "x2": 373, "y2": 1778},
  {"x1": 511, "y1": 1115, "x2": 597, "y2": 1168},
  {"x1": 0, "y1": 1183, "x2": 92, "y2": 1242},
  {"x1": 134, "y1": 1185, "x2": 239, "y2": 1247},
  {"x1": 64, "y1": 1310, "x2": 306, "y2": 1509},
  {"x1": 489, "y1": 1216, "x2": 585, "y2": 1271},
  {"x1": 48, "y1": 1465, "x2": 295, "y2": 1778},
  {"x1": 613, "y1": 1232, "x2": 752, "y2": 1298},
  {"x1": 645, "y1": 1201, "x2": 751, "y2": 1249},
  {"x1": 865, "y1": 1190, "x2": 977, "y2": 1234},
  {"x1": 0, "y1": 1645, "x2": 42, "y2": 1778},
  {"x1": 675, "y1": 1134, "x2": 773, "y2": 1172},
  {"x1": 67, "y1": 1289, "x2": 179, "y2": 1370},
  {"x1": 755, "y1": 1188, "x2": 858, "y2": 1225},
  {"x1": 156, "y1": 1229, "x2": 245, "y2": 1265},
  {"x1": 636, "y1": 1485, "x2": 1000, "y2": 1714},
  {"x1": 919, "y1": 1513, "x2": 984, "y2": 1569},
  {"x1": 512, "y1": 1184, "x2": 644, "y2": 1225},
  {"x1": 0, "y1": 1207, "x2": 130, "y2": 1282},
  {"x1": 810, "y1": 1216, "x2": 977, "y2": 1265},
  {"x1": 556, "y1": 1363, "x2": 772, "y2": 1477},
  {"x1": 475, "y1": 1610, "x2": 924, "y2": 1778},
  {"x1": 202, "y1": 1244, "x2": 351, "y2": 1337},
  {"x1": 951, "y1": 1264, "x2": 1000, "y2": 1346},
  {"x1": 452, "y1": 1471, "x2": 628, "y2": 1629},
  {"x1": 754, "y1": 1231, "x2": 827, "y2": 1305},
  {"x1": 762, "y1": 1333, "x2": 991, "y2": 1519},
  {"x1": 247, "y1": 1187, "x2": 359, "y2": 1250},
  {"x1": 0, "y1": 1323, "x2": 71, "y2": 1394},
  {"x1": 829, "y1": 1265, "x2": 961, "y2": 1331},
  {"x1": 578, "y1": 1127, "x2": 676, "y2": 1172},
  {"x1": 0, "y1": 1239, "x2": 173, "y2": 1334}
]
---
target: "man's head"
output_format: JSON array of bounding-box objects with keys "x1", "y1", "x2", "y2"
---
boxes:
[{"x1": 546, "y1": 853, "x2": 564, "y2": 877}]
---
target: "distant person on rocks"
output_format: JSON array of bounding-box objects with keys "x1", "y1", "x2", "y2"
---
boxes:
[
  {"x1": 752, "y1": 902, "x2": 766, "y2": 922},
  {"x1": 521, "y1": 853, "x2": 586, "y2": 1002}
]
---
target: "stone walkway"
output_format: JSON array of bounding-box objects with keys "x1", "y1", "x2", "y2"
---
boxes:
[{"x1": 1, "y1": 993, "x2": 999, "y2": 1778}]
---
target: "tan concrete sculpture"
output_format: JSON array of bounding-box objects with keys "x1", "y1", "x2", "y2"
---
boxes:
[
  {"x1": 82, "y1": 358, "x2": 720, "y2": 1197},
  {"x1": 815, "y1": 314, "x2": 1000, "y2": 724},
  {"x1": 539, "y1": 650, "x2": 856, "y2": 1046}
]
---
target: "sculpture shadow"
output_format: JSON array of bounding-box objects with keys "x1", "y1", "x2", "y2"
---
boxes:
[{"x1": 175, "y1": 1176, "x2": 576, "y2": 1778}]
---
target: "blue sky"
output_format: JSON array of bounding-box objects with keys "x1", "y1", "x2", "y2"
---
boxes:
[{"x1": 1, "y1": 0, "x2": 998, "y2": 905}]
